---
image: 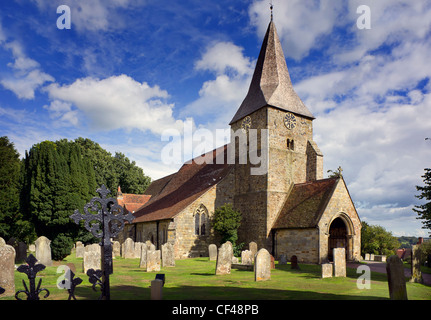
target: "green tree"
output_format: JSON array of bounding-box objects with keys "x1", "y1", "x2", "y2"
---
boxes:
[
  {"x1": 413, "y1": 168, "x2": 431, "y2": 233},
  {"x1": 212, "y1": 204, "x2": 243, "y2": 255},
  {"x1": 361, "y1": 222, "x2": 400, "y2": 256}
]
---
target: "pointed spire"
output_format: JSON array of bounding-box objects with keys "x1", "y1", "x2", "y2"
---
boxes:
[{"x1": 230, "y1": 19, "x2": 314, "y2": 125}]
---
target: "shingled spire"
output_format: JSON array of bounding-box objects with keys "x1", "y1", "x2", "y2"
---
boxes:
[{"x1": 229, "y1": 20, "x2": 314, "y2": 125}]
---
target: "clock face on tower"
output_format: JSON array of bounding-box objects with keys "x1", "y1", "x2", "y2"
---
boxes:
[
  {"x1": 284, "y1": 112, "x2": 296, "y2": 130},
  {"x1": 241, "y1": 116, "x2": 252, "y2": 133}
]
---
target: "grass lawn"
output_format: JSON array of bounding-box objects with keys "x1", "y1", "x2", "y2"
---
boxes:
[{"x1": 1, "y1": 252, "x2": 430, "y2": 301}]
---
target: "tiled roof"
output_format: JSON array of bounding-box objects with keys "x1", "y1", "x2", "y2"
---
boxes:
[
  {"x1": 132, "y1": 145, "x2": 232, "y2": 223},
  {"x1": 272, "y1": 178, "x2": 339, "y2": 229},
  {"x1": 230, "y1": 21, "x2": 314, "y2": 125},
  {"x1": 117, "y1": 190, "x2": 151, "y2": 214}
]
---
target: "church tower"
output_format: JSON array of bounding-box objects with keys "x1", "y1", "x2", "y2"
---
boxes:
[{"x1": 230, "y1": 18, "x2": 323, "y2": 249}]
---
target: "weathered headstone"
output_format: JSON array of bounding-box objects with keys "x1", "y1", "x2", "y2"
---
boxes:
[
  {"x1": 249, "y1": 241, "x2": 257, "y2": 258},
  {"x1": 333, "y1": 248, "x2": 346, "y2": 277},
  {"x1": 83, "y1": 251, "x2": 101, "y2": 273},
  {"x1": 291, "y1": 255, "x2": 300, "y2": 270},
  {"x1": 215, "y1": 241, "x2": 233, "y2": 275},
  {"x1": 386, "y1": 255, "x2": 408, "y2": 300},
  {"x1": 162, "y1": 242, "x2": 175, "y2": 267},
  {"x1": 75, "y1": 241, "x2": 84, "y2": 258},
  {"x1": 0, "y1": 237, "x2": 6, "y2": 247},
  {"x1": 123, "y1": 238, "x2": 135, "y2": 259},
  {"x1": 365, "y1": 253, "x2": 370, "y2": 261},
  {"x1": 321, "y1": 263, "x2": 333, "y2": 278},
  {"x1": 370, "y1": 253, "x2": 374, "y2": 261},
  {"x1": 0, "y1": 244, "x2": 15, "y2": 296},
  {"x1": 151, "y1": 279, "x2": 163, "y2": 300},
  {"x1": 255, "y1": 248, "x2": 271, "y2": 281},
  {"x1": 35, "y1": 236, "x2": 52, "y2": 266},
  {"x1": 146, "y1": 250, "x2": 161, "y2": 272},
  {"x1": 232, "y1": 256, "x2": 239, "y2": 264},
  {"x1": 279, "y1": 254, "x2": 287, "y2": 265},
  {"x1": 16, "y1": 241, "x2": 27, "y2": 263},
  {"x1": 140, "y1": 245, "x2": 148, "y2": 269},
  {"x1": 85, "y1": 243, "x2": 100, "y2": 252},
  {"x1": 410, "y1": 245, "x2": 423, "y2": 283},
  {"x1": 112, "y1": 241, "x2": 121, "y2": 257},
  {"x1": 146, "y1": 240, "x2": 156, "y2": 251},
  {"x1": 241, "y1": 250, "x2": 253, "y2": 265},
  {"x1": 209, "y1": 244, "x2": 217, "y2": 261}
]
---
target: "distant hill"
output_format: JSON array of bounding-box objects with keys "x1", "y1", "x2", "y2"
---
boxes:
[{"x1": 398, "y1": 236, "x2": 430, "y2": 248}]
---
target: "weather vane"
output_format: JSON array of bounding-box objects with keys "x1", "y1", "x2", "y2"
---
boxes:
[{"x1": 270, "y1": 2, "x2": 273, "y2": 21}]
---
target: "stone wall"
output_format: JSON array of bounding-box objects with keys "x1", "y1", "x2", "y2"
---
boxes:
[{"x1": 275, "y1": 228, "x2": 319, "y2": 263}]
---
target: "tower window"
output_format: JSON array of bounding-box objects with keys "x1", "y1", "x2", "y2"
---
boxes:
[{"x1": 287, "y1": 139, "x2": 294, "y2": 151}]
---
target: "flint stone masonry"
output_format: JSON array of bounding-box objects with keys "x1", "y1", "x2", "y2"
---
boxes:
[
  {"x1": 333, "y1": 248, "x2": 346, "y2": 277},
  {"x1": 83, "y1": 251, "x2": 101, "y2": 273},
  {"x1": 215, "y1": 241, "x2": 233, "y2": 275},
  {"x1": 0, "y1": 244, "x2": 15, "y2": 297},
  {"x1": 162, "y1": 242, "x2": 175, "y2": 267},
  {"x1": 255, "y1": 248, "x2": 271, "y2": 281},
  {"x1": 35, "y1": 236, "x2": 52, "y2": 266},
  {"x1": 146, "y1": 250, "x2": 161, "y2": 272},
  {"x1": 209, "y1": 244, "x2": 217, "y2": 261},
  {"x1": 321, "y1": 263, "x2": 333, "y2": 278},
  {"x1": 386, "y1": 255, "x2": 408, "y2": 300}
]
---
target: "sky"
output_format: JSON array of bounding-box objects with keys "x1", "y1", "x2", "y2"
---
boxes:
[{"x1": 1, "y1": 0, "x2": 430, "y2": 237}]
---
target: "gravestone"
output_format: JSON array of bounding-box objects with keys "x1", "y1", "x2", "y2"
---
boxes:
[
  {"x1": 365, "y1": 253, "x2": 370, "y2": 261},
  {"x1": 321, "y1": 263, "x2": 333, "y2": 278},
  {"x1": 255, "y1": 248, "x2": 271, "y2": 281},
  {"x1": 215, "y1": 241, "x2": 233, "y2": 275},
  {"x1": 249, "y1": 241, "x2": 257, "y2": 258},
  {"x1": 151, "y1": 279, "x2": 163, "y2": 300},
  {"x1": 140, "y1": 245, "x2": 148, "y2": 269},
  {"x1": 123, "y1": 238, "x2": 135, "y2": 259},
  {"x1": 113, "y1": 241, "x2": 121, "y2": 257},
  {"x1": 386, "y1": 255, "x2": 407, "y2": 300},
  {"x1": 291, "y1": 255, "x2": 300, "y2": 270},
  {"x1": 16, "y1": 241, "x2": 27, "y2": 263},
  {"x1": 370, "y1": 254, "x2": 374, "y2": 261},
  {"x1": 134, "y1": 242, "x2": 143, "y2": 258},
  {"x1": 333, "y1": 248, "x2": 346, "y2": 277},
  {"x1": 0, "y1": 244, "x2": 15, "y2": 296},
  {"x1": 83, "y1": 251, "x2": 101, "y2": 273},
  {"x1": 147, "y1": 250, "x2": 161, "y2": 272},
  {"x1": 241, "y1": 250, "x2": 253, "y2": 265},
  {"x1": 410, "y1": 245, "x2": 423, "y2": 283},
  {"x1": 209, "y1": 244, "x2": 217, "y2": 261},
  {"x1": 162, "y1": 242, "x2": 175, "y2": 267},
  {"x1": 35, "y1": 236, "x2": 52, "y2": 266},
  {"x1": 85, "y1": 243, "x2": 100, "y2": 252},
  {"x1": 0, "y1": 237, "x2": 5, "y2": 247},
  {"x1": 279, "y1": 254, "x2": 287, "y2": 265},
  {"x1": 146, "y1": 240, "x2": 156, "y2": 251},
  {"x1": 232, "y1": 256, "x2": 239, "y2": 264},
  {"x1": 75, "y1": 241, "x2": 84, "y2": 258},
  {"x1": 29, "y1": 244, "x2": 35, "y2": 252}
]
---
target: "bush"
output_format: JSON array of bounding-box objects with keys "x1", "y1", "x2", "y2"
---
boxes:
[
  {"x1": 51, "y1": 233, "x2": 74, "y2": 261},
  {"x1": 212, "y1": 204, "x2": 242, "y2": 250}
]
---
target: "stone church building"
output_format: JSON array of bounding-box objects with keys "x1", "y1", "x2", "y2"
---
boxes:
[{"x1": 119, "y1": 19, "x2": 362, "y2": 263}]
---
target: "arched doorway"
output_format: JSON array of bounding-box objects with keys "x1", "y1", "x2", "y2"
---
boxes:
[{"x1": 328, "y1": 217, "x2": 347, "y2": 261}]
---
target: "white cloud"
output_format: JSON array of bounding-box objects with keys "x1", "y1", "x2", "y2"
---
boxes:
[
  {"x1": 44, "y1": 74, "x2": 184, "y2": 135},
  {"x1": 43, "y1": 100, "x2": 79, "y2": 126}
]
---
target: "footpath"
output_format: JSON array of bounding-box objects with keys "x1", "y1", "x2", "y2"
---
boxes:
[{"x1": 347, "y1": 261, "x2": 431, "y2": 286}]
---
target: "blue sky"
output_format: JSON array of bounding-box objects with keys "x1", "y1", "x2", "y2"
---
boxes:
[{"x1": 1, "y1": 0, "x2": 431, "y2": 237}]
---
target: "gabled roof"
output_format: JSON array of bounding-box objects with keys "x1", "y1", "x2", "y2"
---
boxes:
[
  {"x1": 230, "y1": 20, "x2": 314, "y2": 125},
  {"x1": 272, "y1": 178, "x2": 339, "y2": 229},
  {"x1": 117, "y1": 186, "x2": 151, "y2": 213},
  {"x1": 132, "y1": 145, "x2": 232, "y2": 223}
]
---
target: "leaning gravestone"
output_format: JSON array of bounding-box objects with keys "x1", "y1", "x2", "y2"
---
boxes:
[
  {"x1": 215, "y1": 241, "x2": 233, "y2": 275},
  {"x1": 241, "y1": 250, "x2": 253, "y2": 265},
  {"x1": 35, "y1": 236, "x2": 52, "y2": 266},
  {"x1": 83, "y1": 251, "x2": 101, "y2": 273},
  {"x1": 321, "y1": 263, "x2": 333, "y2": 278},
  {"x1": 255, "y1": 248, "x2": 271, "y2": 281},
  {"x1": 161, "y1": 242, "x2": 175, "y2": 267},
  {"x1": 386, "y1": 255, "x2": 408, "y2": 300},
  {"x1": 0, "y1": 244, "x2": 15, "y2": 296},
  {"x1": 333, "y1": 248, "x2": 346, "y2": 277},
  {"x1": 75, "y1": 241, "x2": 84, "y2": 258},
  {"x1": 147, "y1": 250, "x2": 161, "y2": 272},
  {"x1": 410, "y1": 245, "x2": 423, "y2": 283},
  {"x1": 209, "y1": 244, "x2": 217, "y2": 261}
]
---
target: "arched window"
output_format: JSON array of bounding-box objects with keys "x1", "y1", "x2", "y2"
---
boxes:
[{"x1": 194, "y1": 204, "x2": 208, "y2": 236}]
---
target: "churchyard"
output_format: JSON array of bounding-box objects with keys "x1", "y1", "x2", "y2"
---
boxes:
[{"x1": 1, "y1": 242, "x2": 430, "y2": 300}]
